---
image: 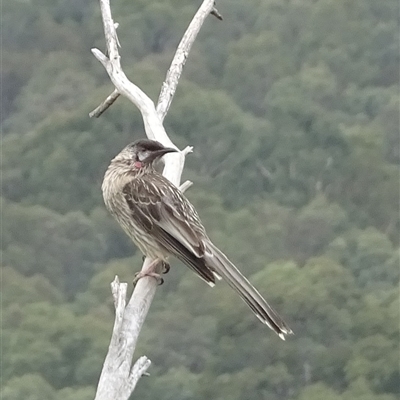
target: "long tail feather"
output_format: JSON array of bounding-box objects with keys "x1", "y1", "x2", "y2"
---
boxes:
[{"x1": 204, "y1": 243, "x2": 293, "y2": 340}]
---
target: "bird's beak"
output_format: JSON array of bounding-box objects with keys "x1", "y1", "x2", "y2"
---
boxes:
[
  {"x1": 146, "y1": 146, "x2": 178, "y2": 164},
  {"x1": 154, "y1": 147, "x2": 178, "y2": 159}
]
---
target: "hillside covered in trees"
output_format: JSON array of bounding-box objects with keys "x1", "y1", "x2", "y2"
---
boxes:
[{"x1": 2, "y1": 0, "x2": 399, "y2": 399}]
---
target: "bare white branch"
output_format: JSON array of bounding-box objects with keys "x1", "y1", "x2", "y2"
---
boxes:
[
  {"x1": 89, "y1": 89, "x2": 120, "y2": 118},
  {"x1": 157, "y1": 0, "x2": 218, "y2": 121},
  {"x1": 182, "y1": 145, "x2": 194, "y2": 156},
  {"x1": 89, "y1": 0, "x2": 220, "y2": 121},
  {"x1": 211, "y1": 6, "x2": 223, "y2": 21},
  {"x1": 179, "y1": 180, "x2": 193, "y2": 193},
  {"x1": 92, "y1": 0, "x2": 218, "y2": 399},
  {"x1": 95, "y1": 277, "x2": 128, "y2": 400},
  {"x1": 127, "y1": 356, "x2": 152, "y2": 392},
  {"x1": 111, "y1": 275, "x2": 127, "y2": 313}
]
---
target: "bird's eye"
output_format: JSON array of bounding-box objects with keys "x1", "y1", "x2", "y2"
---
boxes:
[{"x1": 138, "y1": 150, "x2": 150, "y2": 162}]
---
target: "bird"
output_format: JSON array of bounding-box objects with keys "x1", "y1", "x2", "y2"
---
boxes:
[{"x1": 102, "y1": 139, "x2": 292, "y2": 339}]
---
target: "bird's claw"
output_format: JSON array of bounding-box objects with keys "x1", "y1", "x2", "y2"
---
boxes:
[
  {"x1": 162, "y1": 262, "x2": 170, "y2": 274},
  {"x1": 133, "y1": 271, "x2": 164, "y2": 286},
  {"x1": 134, "y1": 258, "x2": 167, "y2": 285}
]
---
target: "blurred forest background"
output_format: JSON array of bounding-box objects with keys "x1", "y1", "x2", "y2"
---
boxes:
[{"x1": 1, "y1": 0, "x2": 399, "y2": 399}]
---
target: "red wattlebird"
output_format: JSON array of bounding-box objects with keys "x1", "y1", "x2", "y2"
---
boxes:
[{"x1": 102, "y1": 139, "x2": 292, "y2": 339}]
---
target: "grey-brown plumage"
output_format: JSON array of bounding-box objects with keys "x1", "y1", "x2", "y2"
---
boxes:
[{"x1": 102, "y1": 139, "x2": 292, "y2": 339}]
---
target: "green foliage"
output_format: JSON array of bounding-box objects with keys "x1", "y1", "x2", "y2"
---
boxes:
[
  {"x1": 1, "y1": 266, "x2": 63, "y2": 307},
  {"x1": 297, "y1": 382, "x2": 342, "y2": 400},
  {"x1": 1, "y1": 198, "x2": 107, "y2": 296},
  {"x1": 56, "y1": 386, "x2": 95, "y2": 400},
  {"x1": 2, "y1": 374, "x2": 56, "y2": 400},
  {"x1": 2, "y1": 301, "x2": 109, "y2": 388},
  {"x1": 2, "y1": 0, "x2": 398, "y2": 398},
  {"x1": 5, "y1": 52, "x2": 97, "y2": 134},
  {"x1": 326, "y1": 227, "x2": 399, "y2": 288}
]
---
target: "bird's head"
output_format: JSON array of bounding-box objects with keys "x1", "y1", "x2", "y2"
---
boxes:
[{"x1": 114, "y1": 139, "x2": 177, "y2": 168}]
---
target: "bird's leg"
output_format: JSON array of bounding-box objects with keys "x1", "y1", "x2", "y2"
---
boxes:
[
  {"x1": 133, "y1": 258, "x2": 164, "y2": 286},
  {"x1": 139, "y1": 257, "x2": 169, "y2": 274},
  {"x1": 161, "y1": 261, "x2": 170, "y2": 274}
]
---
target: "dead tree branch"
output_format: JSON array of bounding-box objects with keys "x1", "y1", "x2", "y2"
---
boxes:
[
  {"x1": 89, "y1": 89, "x2": 119, "y2": 118},
  {"x1": 91, "y1": 1, "x2": 219, "y2": 399},
  {"x1": 156, "y1": 0, "x2": 221, "y2": 121}
]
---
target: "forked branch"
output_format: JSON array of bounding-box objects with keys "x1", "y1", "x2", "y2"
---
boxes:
[{"x1": 91, "y1": 1, "x2": 220, "y2": 399}]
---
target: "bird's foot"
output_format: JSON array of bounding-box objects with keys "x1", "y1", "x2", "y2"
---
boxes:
[
  {"x1": 134, "y1": 258, "x2": 165, "y2": 286},
  {"x1": 161, "y1": 261, "x2": 170, "y2": 274},
  {"x1": 133, "y1": 270, "x2": 163, "y2": 286}
]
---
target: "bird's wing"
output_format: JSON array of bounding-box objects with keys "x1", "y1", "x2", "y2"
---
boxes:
[
  {"x1": 122, "y1": 175, "x2": 292, "y2": 338},
  {"x1": 122, "y1": 176, "x2": 216, "y2": 285}
]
